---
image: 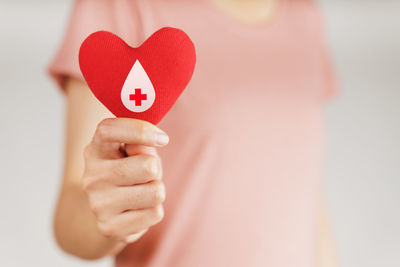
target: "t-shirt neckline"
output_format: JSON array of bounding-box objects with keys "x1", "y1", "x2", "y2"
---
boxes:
[{"x1": 201, "y1": 0, "x2": 287, "y2": 32}]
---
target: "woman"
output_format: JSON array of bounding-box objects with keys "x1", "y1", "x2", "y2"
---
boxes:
[{"x1": 48, "y1": 0, "x2": 338, "y2": 266}]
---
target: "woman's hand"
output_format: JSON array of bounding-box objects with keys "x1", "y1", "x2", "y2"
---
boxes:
[{"x1": 82, "y1": 117, "x2": 169, "y2": 246}]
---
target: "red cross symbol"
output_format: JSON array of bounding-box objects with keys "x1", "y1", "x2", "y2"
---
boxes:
[{"x1": 129, "y1": 88, "x2": 147, "y2": 106}]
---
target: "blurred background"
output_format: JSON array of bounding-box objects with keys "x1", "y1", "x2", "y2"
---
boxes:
[{"x1": 0, "y1": 0, "x2": 399, "y2": 266}]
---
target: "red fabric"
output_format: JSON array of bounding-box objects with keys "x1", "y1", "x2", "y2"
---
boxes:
[{"x1": 79, "y1": 27, "x2": 196, "y2": 125}]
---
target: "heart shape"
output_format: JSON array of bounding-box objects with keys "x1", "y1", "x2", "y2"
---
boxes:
[{"x1": 79, "y1": 27, "x2": 196, "y2": 124}]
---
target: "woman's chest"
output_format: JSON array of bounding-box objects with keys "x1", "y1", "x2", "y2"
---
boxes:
[{"x1": 152, "y1": 0, "x2": 328, "y2": 132}]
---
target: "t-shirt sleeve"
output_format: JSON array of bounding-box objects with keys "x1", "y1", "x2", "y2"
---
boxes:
[
  {"x1": 47, "y1": 0, "x2": 144, "y2": 91},
  {"x1": 320, "y1": 43, "x2": 340, "y2": 102},
  {"x1": 313, "y1": 2, "x2": 340, "y2": 102}
]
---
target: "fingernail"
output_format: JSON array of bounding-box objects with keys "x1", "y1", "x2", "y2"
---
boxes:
[{"x1": 155, "y1": 133, "x2": 169, "y2": 146}]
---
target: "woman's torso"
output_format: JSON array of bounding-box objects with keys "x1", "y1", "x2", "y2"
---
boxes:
[{"x1": 86, "y1": 0, "x2": 335, "y2": 266}]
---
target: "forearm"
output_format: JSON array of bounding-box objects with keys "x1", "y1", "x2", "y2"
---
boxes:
[
  {"x1": 53, "y1": 78, "x2": 124, "y2": 259},
  {"x1": 54, "y1": 180, "x2": 126, "y2": 259}
]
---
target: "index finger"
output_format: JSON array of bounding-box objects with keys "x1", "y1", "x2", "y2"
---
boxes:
[{"x1": 92, "y1": 118, "x2": 169, "y2": 158}]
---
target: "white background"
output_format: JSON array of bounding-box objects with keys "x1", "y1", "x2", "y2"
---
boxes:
[{"x1": 0, "y1": 1, "x2": 399, "y2": 266}]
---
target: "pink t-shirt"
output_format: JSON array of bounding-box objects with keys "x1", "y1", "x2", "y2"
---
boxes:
[{"x1": 48, "y1": 0, "x2": 338, "y2": 266}]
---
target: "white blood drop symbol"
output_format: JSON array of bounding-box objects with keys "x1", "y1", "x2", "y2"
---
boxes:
[{"x1": 121, "y1": 59, "x2": 156, "y2": 112}]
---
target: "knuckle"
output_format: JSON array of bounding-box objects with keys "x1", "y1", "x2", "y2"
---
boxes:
[
  {"x1": 136, "y1": 123, "x2": 148, "y2": 142},
  {"x1": 143, "y1": 156, "x2": 159, "y2": 178},
  {"x1": 98, "y1": 222, "x2": 116, "y2": 238},
  {"x1": 89, "y1": 199, "x2": 109, "y2": 222},
  {"x1": 88, "y1": 197, "x2": 102, "y2": 216},
  {"x1": 82, "y1": 175, "x2": 96, "y2": 192},
  {"x1": 89, "y1": 201, "x2": 101, "y2": 218},
  {"x1": 95, "y1": 120, "x2": 112, "y2": 141},
  {"x1": 151, "y1": 205, "x2": 164, "y2": 223},
  {"x1": 82, "y1": 173, "x2": 108, "y2": 191},
  {"x1": 150, "y1": 181, "x2": 166, "y2": 204}
]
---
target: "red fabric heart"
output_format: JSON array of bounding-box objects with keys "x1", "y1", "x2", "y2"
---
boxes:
[{"x1": 79, "y1": 27, "x2": 196, "y2": 125}]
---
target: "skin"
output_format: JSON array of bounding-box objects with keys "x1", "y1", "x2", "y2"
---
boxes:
[
  {"x1": 54, "y1": 0, "x2": 338, "y2": 265},
  {"x1": 317, "y1": 195, "x2": 339, "y2": 267},
  {"x1": 209, "y1": 0, "x2": 279, "y2": 24},
  {"x1": 54, "y1": 77, "x2": 168, "y2": 258}
]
